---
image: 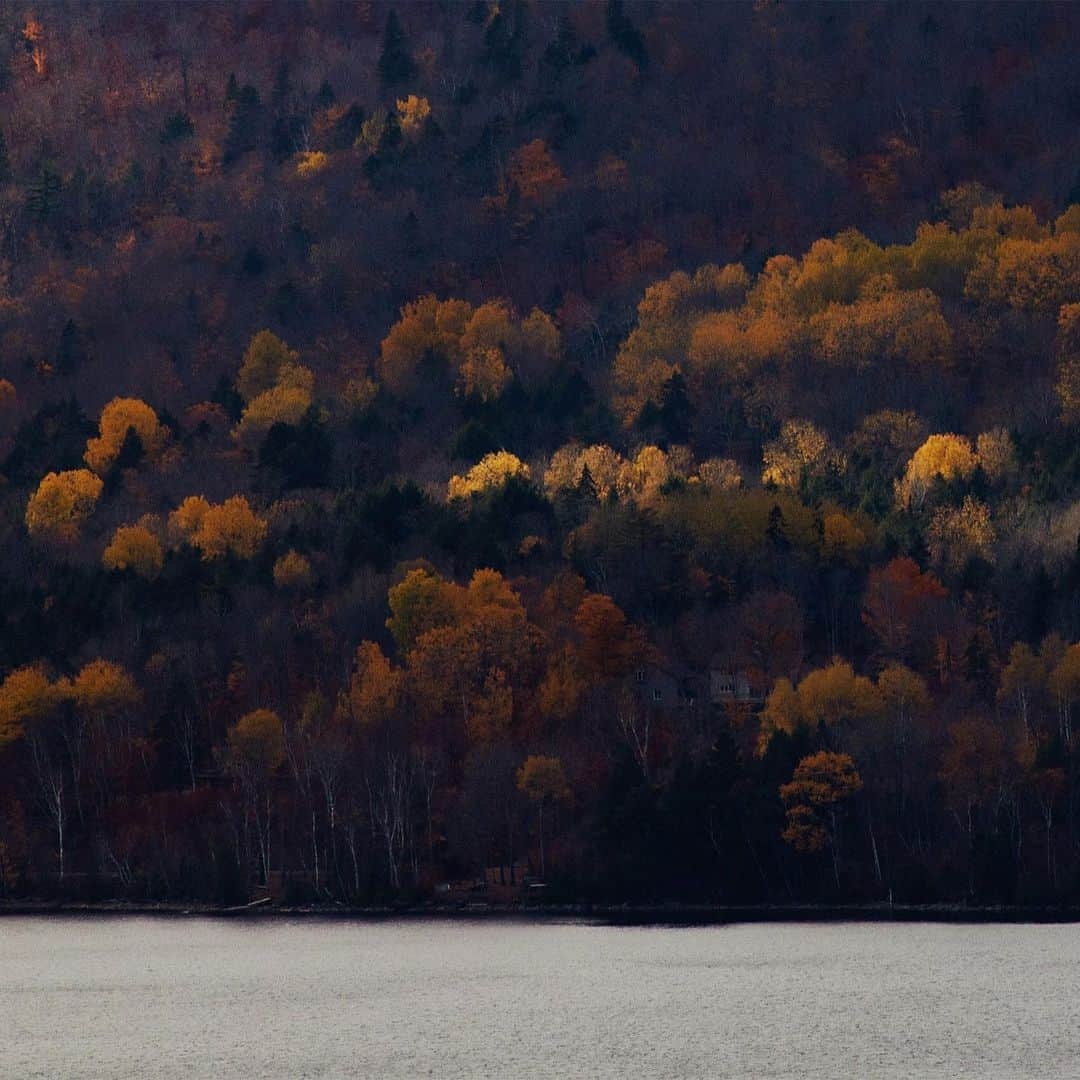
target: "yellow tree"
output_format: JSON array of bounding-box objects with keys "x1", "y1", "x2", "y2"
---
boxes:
[
  {"x1": 758, "y1": 659, "x2": 881, "y2": 752},
  {"x1": 517, "y1": 755, "x2": 571, "y2": 878},
  {"x1": 0, "y1": 666, "x2": 68, "y2": 877},
  {"x1": 236, "y1": 330, "x2": 299, "y2": 401},
  {"x1": 378, "y1": 295, "x2": 473, "y2": 397},
  {"x1": 102, "y1": 525, "x2": 164, "y2": 579},
  {"x1": 761, "y1": 420, "x2": 846, "y2": 491},
  {"x1": 997, "y1": 642, "x2": 1047, "y2": 740},
  {"x1": 385, "y1": 568, "x2": 462, "y2": 654},
  {"x1": 272, "y1": 550, "x2": 313, "y2": 591},
  {"x1": 171, "y1": 496, "x2": 268, "y2": 560},
  {"x1": 233, "y1": 365, "x2": 314, "y2": 448},
  {"x1": 84, "y1": 398, "x2": 168, "y2": 473},
  {"x1": 781, "y1": 750, "x2": 863, "y2": 885},
  {"x1": 222, "y1": 709, "x2": 286, "y2": 887},
  {"x1": 345, "y1": 641, "x2": 402, "y2": 727},
  {"x1": 0, "y1": 666, "x2": 55, "y2": 748},
  {"x1": 896, "y1": 433, "x2": 977, "y2": 509},
  {"x1": 25, "y1": 469, "x2": 103, "y2": 540},
  {"x1": 926, "y1": 496, "x2": 995, "y2": 574},
  {"x1": 447, "y1": 451, "x2": 530, "y2": 500},
  {"x1": 396, "y1": 94, "x2": 431, "y2": 137}
]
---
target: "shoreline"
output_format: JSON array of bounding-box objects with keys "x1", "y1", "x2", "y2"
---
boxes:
[{"x1": 3, "y1": 900, "x2": 1080, "y2": 924}]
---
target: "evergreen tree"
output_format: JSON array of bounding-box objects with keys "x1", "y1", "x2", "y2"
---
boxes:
[
  {"x1": 378, "y1": 11, "x2": 417, "y2": 88},
  {"x1": 224, "y1": 84, "x2": 263, "y2": 165},
  {"x1": 606, "y1": 0, "x2": 649, "y2": 70},
  {"x1": 26, "y1": 161, "x2": 62, "y2": 223},
  {"x1": 483, "y1": 0, "x2": 528, "y2": 82},
  {"x1": 57, "y1": 319, "x2": 85, "y2": 375}
]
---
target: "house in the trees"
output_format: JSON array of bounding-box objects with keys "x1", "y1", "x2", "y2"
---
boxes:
[{"x1": 709, "y1": 666, "x2": 766, "y2": 706}]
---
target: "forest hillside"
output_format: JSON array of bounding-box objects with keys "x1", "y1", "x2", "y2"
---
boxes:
[{"x1": 1, "y1": 2, "x2": 1080, "y2": 906}]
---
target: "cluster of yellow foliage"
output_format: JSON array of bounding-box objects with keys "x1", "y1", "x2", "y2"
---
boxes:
[
  {"x1": 761, "y1": 420, "x2": 846, "y2": 490},
  {"x1": 102, "y1": 524, "x2": 164, "y2": 579},
  {"x1": 447, "y1": 451, "x2": 530, "y2": 500},
  {"x1": 0, "y1": 659, "x2": 140, "y2": 747},
  {"x1": 373, "y1": 567, "x2": 535, "y2": 742},
  {"x1": 780, "y1": 751, "x2": 863, "y2": 853},
  {"x1": 378, "y1": 296, "x2": 560, "y2": 399},
  {"x1": 273, "y1": 549, "x2": 313, "y2": 590},
  {"x1": 927, "y1": 496, "x2": 995, "y2": 573},
  {"x1": 168, "y1": 494, "x2": 267, "y2": 560},
  {"x1": 84, "y1": 398, "x2": 169, "y2": 474},
  {"x1": 697, "y1": 457, "x2": 743, "y2": 491},
  {"x1": 343, "y1": 641, "x2": 402, "y2": 726},
  {"x1": 295, "y1": 151, "x2": 330, "y2": 178},
  {"x1": 543, "y1": 443, "x2": 625, "y2": 501},
  {"x1": 233, "y1": 331, "x2": 315, "y2": 448},
  {"x1": 396, "y1": 94, "x2": 431, "y2": 137},
  {"x1": 544, "y1": 443, "x2": 735, "y2": 505},
  {"x1": 895, "y1": 433, "x2": 978, "y2": 509},
  {"x1": 759, "y1": 658, "x2": 930, "y2": 755},
  {"x1": 965, "y1": 209, "x2": 1080, "y2": 312},
  {"x1": 0, "y1": 666, "x2": 56, "y2": 747},
  {"x1": 616, "y1": 445, "x2": 691, "y2": 503},
  {"x1": 1056, "y1": 303, "x2": 1080, "y2": 424},
  {"x1": 235, "y1": 364, "x2": 315, "y2": 448},
  {"x1": 225, "y1": 709, "x2": 286, "y2": 775},
  {"x1": 809, "y1": 277, "x2": 951, "y2": 370},
  {"x1": 611, "y1": 201, "x2": 1078, "y2": 430},
  {"x1": 25, "y1": 469, "x2": 103, "y2": 539},
  {"x1": 612, "y1": 263, "x2": 750, "y2": 425},
  {"x1": 236, "y1": 330, "x2": 300, "y2": 401},
  {"x1": 760, "y1": 659, "x2": 881, "y2": 751}
]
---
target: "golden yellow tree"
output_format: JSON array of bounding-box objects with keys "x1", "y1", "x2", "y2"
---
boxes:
[
  {"x1": 272, "y1": 550, "x2": 313, "y2": 590},
  {"x1": 927, "y1": 496, "x2": 995, "y2": 573},
  {"x1": 237, "y1": 330, "x2": 300, "y2": 401},
  {"x1": 378, "y1": 295, "x2": 473, "y2": 397},
  {"x1": 234, "y1": 365, "x2": 315, "y2": 448},
  {"x1": 0, "y1": 666, "x2": 56, "y2": 748},
  {"x1": 70, "y1": 660, "x2": 140, "y2": 716},
  {"x1": 448, "y1": 451, "x2": 530, "y2": 500},
  {"x1": 761, "y1": 420, "x2": 845, "y2": 490},
  {"x1": 84, "y1": 398, "x2": 168, "y2": 473},
  {"x1": 781, "y1": 751, "x2": 863, "y2": 883},
  {"x1": 896, "y1": 433, "x2": 978, "y2": 509},
  {"x1": 170, "y1": 495, "x2": 267, "y2": 560},
  {"x1": 345, "y1": 642, "x2": 402, "y2": 726},
  {"x1": 102, "y1": 525, "x2": 164, "y2": 579},
  {"x1": 396, "y1": 94, "x2": 431, "y2": 137},
  {"x1": 517, "y1": 755, "x2": 571, "y2": 879},
  {"x1": 25, "y1": 469, "x2": 103, "y2": 540}
]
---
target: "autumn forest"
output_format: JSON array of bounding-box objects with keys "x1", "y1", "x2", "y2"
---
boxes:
[{"x1": 0, "y1": 2, "x2": 1080, "y2": 909}]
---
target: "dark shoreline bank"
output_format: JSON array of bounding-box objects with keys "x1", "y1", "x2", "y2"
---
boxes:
[{"x1": 3, "y1": 900, "x2": 1080, "y2": 924}]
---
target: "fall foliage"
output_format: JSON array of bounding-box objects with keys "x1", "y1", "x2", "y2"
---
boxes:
[{"x1": 0, "y1": 3, "x2": 1080, "y2": 910}]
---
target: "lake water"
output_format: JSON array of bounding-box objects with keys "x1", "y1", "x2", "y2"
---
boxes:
[{"x1": 1, "y1": 916, "x2": 1078, "y2": 1078}]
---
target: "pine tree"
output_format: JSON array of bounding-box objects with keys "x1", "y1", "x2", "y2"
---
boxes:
[
  {"x1": 224, "y1": 84, "x2": 262, "y2": 165},
  {"x1": 378, "y1": 11, "x2": 417, "y2": 87},
  {"x1": 26, "y1": 161, "x2": 62, "y2": 223},
  {"x1": 606, "y1": 0, "x2": 649, "y2": 71},
  {"x1": 57, "y1": 319, "x2": 85, "y2": 375}
]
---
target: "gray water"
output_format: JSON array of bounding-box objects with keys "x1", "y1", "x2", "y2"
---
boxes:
[{"x1": 1, "y1": 917, "x2": 1078, "y2": 1079}]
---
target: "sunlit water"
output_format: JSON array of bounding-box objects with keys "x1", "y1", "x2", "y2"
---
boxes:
[{"x1": 1, "y1": 916, "x2": 1078, "y2": 1078}]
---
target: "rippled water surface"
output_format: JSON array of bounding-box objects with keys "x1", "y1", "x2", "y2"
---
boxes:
[{"x1": 2, "y1": 916, "x2": 1078, "y2": 1078}]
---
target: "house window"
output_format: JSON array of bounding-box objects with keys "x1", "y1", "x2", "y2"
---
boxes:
[
  {"x1": 652, "y1": 688, "x2": 662, "y2": 702},
  {"x1": 636, "y1": 669, "x2": 646, "y2": 684}
]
